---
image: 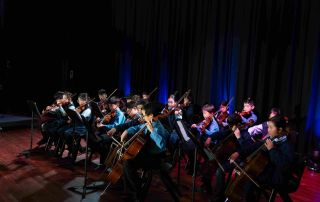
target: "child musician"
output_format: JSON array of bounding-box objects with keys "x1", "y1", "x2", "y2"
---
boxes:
[{"x1": 238, "y1": 97, "x2": 258, "y2": 129}]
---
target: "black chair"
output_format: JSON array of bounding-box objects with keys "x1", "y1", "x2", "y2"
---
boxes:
[
  {"x1": 269, "y1": 153, "x2": 306, "y2": 202},
  {"x1": 54, "y1": 109, "x2": 94, "y2": 164}
]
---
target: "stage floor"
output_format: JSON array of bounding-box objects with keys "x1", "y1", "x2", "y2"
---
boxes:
[
  {"x1": 0, "y1": 128, "x2": 319, "y2": 202},
  {"x1": 0, "y1": 114, "x2": 33, "y2": 128}
]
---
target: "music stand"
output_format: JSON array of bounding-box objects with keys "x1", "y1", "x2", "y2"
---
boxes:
[
  {"x1": 184, "y1": 126, "x2": 216, "y2": 202},
  {"x1": 173, "y1": 120, "x2": 193, "y2": 189},
  {"x1": 64, "y1": 108, "x2": 91, "y2": 199},
  {"x1": 90, "y1": 102, "x2": 104, "y2": 118},
  {"x1": 18, "y1": 100, "x2": 41, "y2": 157}
]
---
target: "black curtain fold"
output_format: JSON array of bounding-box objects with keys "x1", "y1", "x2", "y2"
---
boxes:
[
  {"x1": 111, "y1": 0, "x2": 320, "y2": 153},
  {"x1": 1, "y1": 0, "x2": 320, "y2": 153}
]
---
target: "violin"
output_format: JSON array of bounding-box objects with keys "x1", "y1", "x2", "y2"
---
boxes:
[
  {"x1": 98, "y1": 100, "x2": 109, "y2": 113},
  {"x1": 42, "y1": 103, "x2": 59, "y2": 114},
  {"x1": 100, "y1": 110, "x2": 116, "y2": 123},
  {"x1": 161, "y1": 105, "x2": 180, "y2": 115},
  {"x1": 76, "y1": 104, "x2": 88, "y2": 113},
  {"x1": 199, "y1": 118, "x2": 211, "y2": 133},
  {"x1": 238, "y1": 111, "x2": 252, "y2": 118},
  {"x1": 40, "y1": 103, "x2": 60, "y2": 124},
  {"x1": 215, "y1": 111, "x2": 229, "y2": 125},
  {"x1": 178, "y1": 102, "x2": 189, "y2": 109},
  {"x1": 160, "y1": 89, "x2": 191, "y2": 118}
]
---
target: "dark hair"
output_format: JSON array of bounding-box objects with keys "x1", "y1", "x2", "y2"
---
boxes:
[
  {"x1": 202, "y1": 104, "x2": 215, "y2": 113},
  {"x1": 220, "y1": 100, "x2": 228, "y2": 107},
  {"x1": 131, "y1": 94, "x2": 141, "y2": 102},
  {"x1": 119, "y1": 97, "x2": 127, "y2": 111},
  {"x1": 244, "y1": 97, "x2": 254, "y2": 106},
  {"x1": 108, "y1": 96, "x2": 120, "y2": 105},
  {"x1": 269, "y1": 115, "x2": 287, "y2": 130},
  {"x1": 137, "y1": 99, "x2": 148, "y2": 106},
  {"x1": 78, "y1": 93, "x2": 90, "y2": 101},
  {"x1": 227, "y1": 113, "x2": 242, "y2": 126},
  {"x1": 142, "y1": 102, "x2": 162, "y2": 116},
  {"x1": 126, "y1": 101, "x2": 137, "y2": 109},
  {"x1": 54, "y1": 91, "x2": 64, "y2": 100},
  {"x1": 98, "y1": 89, "x2": 106, "y2": 95},
  {"x1": 271, "y1": 108, "x2": 281, "y2": 115},
  {"x1": 168, "y1": 94, "x2": 177, "y2": 102},
  {"x1": 64, "y1": 91, "x2": 74, "y2": 99}
]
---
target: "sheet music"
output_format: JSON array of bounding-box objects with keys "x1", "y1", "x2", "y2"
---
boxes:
[{"x1": 176, "y1": 120, "x2": 190, "y2": 142}]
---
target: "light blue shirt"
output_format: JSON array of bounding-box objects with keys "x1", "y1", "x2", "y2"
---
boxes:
[
  {"x1": 127, "y1": 120, "x2": 169, "y2": 154},
  {"x1": 196, "y1": 118, "x2": 220, "y2": 137},
  {"x1": 103, "y1": 108, "x2": 126, "y2": 130},
  {"x1": 241, "y1": 112, "x2": 257, "y2": 125}
]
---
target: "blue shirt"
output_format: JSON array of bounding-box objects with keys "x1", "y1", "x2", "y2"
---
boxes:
[
  {"x1": 103, "y1": 108, "x2": 126, "y2": 130},
  {"x1": 196, "y1": 118, "x2": 220, "y2": 138},
  {"x1": 127, "y1": 120, "x2": 169, "y2": 154},
  {"x1": 241, "y1": 112, "x2": 257, "y2": 125}
]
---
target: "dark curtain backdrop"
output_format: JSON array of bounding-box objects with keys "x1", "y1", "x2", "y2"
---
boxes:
[
  {"x1": 0, "y1": 1, "x2": 116, "y2": 113},
  {"x1": 111, "y1": 0, "x2": 320, "y2": 153},
  {"x1": 1, "y1": 0, "x2": 320, "y2": 153}
]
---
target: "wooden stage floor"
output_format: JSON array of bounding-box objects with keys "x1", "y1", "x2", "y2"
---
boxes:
[{"x1": 0, "y1": 128, "x2": 319, "y2": 202}]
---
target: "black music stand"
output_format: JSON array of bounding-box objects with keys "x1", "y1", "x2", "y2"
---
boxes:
[
  {"x1": 173, "y1": 120, "x2": 193, "y2": 189},
  {"x1": 90, "y1": 102, "x2": 104, "y2": 118},
  {"x1": 18, "y1": 100, "x2": 41, "y2": 158},
  {"x1": 64, "y1": 108, "x2": 92, "y2": 200},
  {"x1": 184, "y1": 126, "x2": 214, "y2": 202}
]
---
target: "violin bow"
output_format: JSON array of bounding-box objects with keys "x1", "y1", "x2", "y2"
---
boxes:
[
  {"x1": 147, "y1": 87, "x2": 158, "y2": 98},
  {"x1": 106, "y1": 88, "x2": 118, "y2": 100}
]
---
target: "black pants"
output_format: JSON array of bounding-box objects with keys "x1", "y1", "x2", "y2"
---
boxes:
[
  {"x1": 98, "y1": 134, "x2": 114, "y2": 164},
  {"x1": 42, "y1": 119, "x2": 66, "y2": 140},
  {"x1": 123, "y1": 149, "x2": 165, "y2": 200}
]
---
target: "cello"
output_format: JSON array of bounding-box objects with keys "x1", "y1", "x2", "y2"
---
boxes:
[
  {"x1": 103, "y1": 111, "x2": 165, "y2": 189},
  {"x1": 209, "y1": 128, "x2": 239, "y2": 172},
  {"x1": 225, "y1": 136, "x2": 280, "y2": 201},
  {"x1": 104, "y1": 124, "x2": 148, "y2": 185}
]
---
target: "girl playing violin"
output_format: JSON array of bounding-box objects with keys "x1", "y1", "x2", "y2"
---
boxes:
[
  {"x1": 161, "y1": 94, "x2": 183, "y2": 145},
  {"x1": 215, "y1": 100, "x2": 229, "y2": 129},
  {"x1": 228, "y1": 115, "x2": 294, "y2": 202}
]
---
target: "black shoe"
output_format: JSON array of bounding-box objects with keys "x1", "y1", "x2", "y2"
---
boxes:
[
  {"x1": 195, "y1": 184, "x2": 212, "y2": 194},
  {"x1": 209, "y1": 195, "x2": 226, "y2": 202},
  {"x1": 120, "y1": 194, "x2": 140, "y2": 202},
  {"x1": 185, "y1": 167, "x2": 194, "y2": 175},
  {"x1": 37, "y1": 138, "x2": 48, "y2": 145}
]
